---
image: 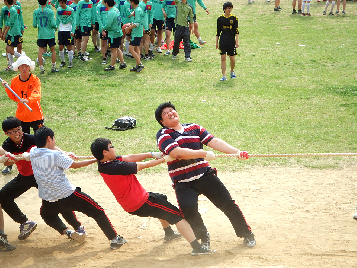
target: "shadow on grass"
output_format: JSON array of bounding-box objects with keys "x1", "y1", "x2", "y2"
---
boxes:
[{"x1": 328, "y1": 85, "x2": 357, "y2": 108}]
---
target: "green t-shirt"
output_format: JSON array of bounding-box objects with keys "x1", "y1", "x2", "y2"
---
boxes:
[
  {"x1": 121, "y1": 0, "x2": 133, "y2": 25},
  {"x1": 56, "y1": 6, "x2": 75, "y2": 33},
  {"x1": 91, "y1": 0, "x2": 100, "y2": 23},
  {"x1": 6, "y1": 6, "x2": 22, "y2": 36},
  {"x1": 33, "y1": 6, "x2": 56, "y2": 39},
  {"x1": 96, "y1": 2, "x2": 108, "y2": 32},
  {"x1": 76, "y1": 0, "x2": 92, "y2": 27},
  {"x1": 102, "y1": 7, "x2": 122, "y2": 38},
  {"x1": 163, "y1": 0, "x2": 176, "y2": 19},
  {"x1": 131, "y1": 5, "x2": 143, "y2": 38},
  {"x1": 187, "y1": 0, "x2": 206, "y2": 15},
  {"x1": 151, "y1": 0, "x2": 163, "y2": 20},
  {"x1": 138, "y1": 1, "x2": 151, "y2": 31}
]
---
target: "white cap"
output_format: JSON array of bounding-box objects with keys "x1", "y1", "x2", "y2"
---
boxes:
[{"x1": 12, "y1": 56, "x2": 35, "y2": 72}]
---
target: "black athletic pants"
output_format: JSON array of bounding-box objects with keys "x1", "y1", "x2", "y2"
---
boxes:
[
  {"x1": 172, "y1": 25, "x2": 191, "y2": 58},
  {"x1": 40, "y1": 187, "x2": 117, "y2": 240},
  {"x1": 0, "y1": 174, "x2": 81, "y2": 229},
  {"x1": 174, "y1": 168, "x2": 252, "y2": 241}
]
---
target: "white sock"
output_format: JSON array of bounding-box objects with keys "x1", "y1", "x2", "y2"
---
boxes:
[
  {"x1": 40, "y1": 65, "x2": 44, "y2": 71},
  {"x1": 306, "y1": 2, "x2": 310, "y2": 13},
  {"x1": 7, "y1": 53, "x2": 13, "y2": 65},
  {"x1": 14, "y1": 51, "x2": 21, "y2": 58},
  {"x1": 331, "y1": 1, "x2": 335, "y2": 11},
  {"x1": 325, "y1": 1, "x2": 330, "y2": 12},
  {"x1": 59, "y1": 50, "x2": 65, "y2": 62},
  {"x1": 302, "y1": 1, "x2": 305, "y2": 12},
  {"x1": 96, "y1": 33, "x2": 100, "y2": 46},
  {"x1": 52, "y1": 62, "x2": 56, "y2": 68},
  {"x1": 198, "y1": 37, "x2": 202, "y2": 42},
  {"x1": 125, "y1": 40, "x2": 129, "y2": 53},
  {"x1": 68, "y1": 50, "x2": 73, "y2": 63}
]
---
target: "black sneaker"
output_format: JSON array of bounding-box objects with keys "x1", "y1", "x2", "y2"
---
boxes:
[
  {"x1": 60, "y1": 61, "x2": 66, "y2": 67},
  {"x1": 110, "y1": 235, "x2": 127, "y2": 249},
  {"x1": 243, "y1": 232, "x2": 256, "y2": 247},
  {"x1": 298, "y1": 9, "x2": 302, "y2": 14},
  {"x1": 104, "y1": 65, "x2": 115, "y2": 71},
  {"x1": 119, "y1": 62, "x2": 127, "y2": 69},
  {"x1": 51, "y1": 67, "x2": 59, "y2": 73},
  {"x1": 201, "y1": 232, "x2": 211, "y2": 250},
  {"x1": 136, "y1": 64, "x2": 145, "y2": 72},
  {"x1": 102, "y1": 58, "x2": 107, "y2": 65},
  {"x1": 2, "y1": 165, "x2": 12, "y2": 174},
  {"x1": 80, "y1": 55, "x2": 89, "y2": 61},
  {"x1": 0, "y1": 234, "x2": 16, "y2": 252},
  {"x1": 130, "y1": 66, "x2": 138, "y2": 72},
  {"x1": 292, "y1": 9, "x2": 297, "y2": 14},
  {"x1": 191, "y1": 245, "x2": 213, "y2": 256},
  {"x1": 163, "y1": 231, "x2": 182, "y2": 243}
]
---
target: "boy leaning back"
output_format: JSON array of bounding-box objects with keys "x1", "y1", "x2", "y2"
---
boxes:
[{"x1": 216, "y1": 1, "x2": 238, "y2": 81}]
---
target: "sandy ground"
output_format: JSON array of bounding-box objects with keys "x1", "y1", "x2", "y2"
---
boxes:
[{"x1": 1, "y1": 165, "x2": 356, "y2": 268}]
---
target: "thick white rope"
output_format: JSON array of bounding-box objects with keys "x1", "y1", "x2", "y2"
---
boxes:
[{"x1": 216, "y1": 153, "x2": 357, "y2": 158}]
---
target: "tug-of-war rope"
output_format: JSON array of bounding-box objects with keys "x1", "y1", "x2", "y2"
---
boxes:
[{"x1": 1, "y1": 152, "x2": 356, "y2": 163}]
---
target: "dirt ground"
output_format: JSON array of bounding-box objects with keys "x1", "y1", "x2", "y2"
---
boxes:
[{"x1": 1, "y1": 165, "x2": 356, "y2": 268}]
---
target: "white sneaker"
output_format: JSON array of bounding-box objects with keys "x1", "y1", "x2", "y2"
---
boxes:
[
  {"x1": 85, "y1": 51, "x2": 90, "y2": 56},
  {"x1": 185, "y1": 57, "x2": 192, "y2": 62},
  {"x1": 149, "y1": 43, "x2": 154, "y2": 50},
  {"x1": 156, "y1": 47, "x2": 162, "y2": 53},
  {"x1": 164, "y1": 50, "x2": 171, "y2": 56}
]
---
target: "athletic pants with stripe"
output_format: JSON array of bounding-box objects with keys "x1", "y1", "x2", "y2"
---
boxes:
[
  {"x1": 129, "y1": 192, "x2": 183, "y2": 224},
  {"x1": 40, "y1": 187, "x2": 117, "y2": 240},
  {"x1": 174, "y1": 167, "x2": 252, "y2": 240},
  {"x1": 0, "y1": 174, "x2": 81, "y2": 229}
]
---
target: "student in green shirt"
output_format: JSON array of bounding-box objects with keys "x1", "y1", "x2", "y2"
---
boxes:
[
  {"x1": 124, "y1": 0, "x2": 145, "y2": 72},
  {"x1": 76, "y1": 0, "x2": 93, "y2": 61},
  {"x1": 1, "y1": 0, "x2": 24, "y2": 71},
  {"x1": 150, "y1": 0, "x2": 164, "y2": 53},
  {"x1": 56, "y1": 0, "x2": 75, "y2": 68},
  {"x1": 91, "y1": 0, "x2": 101, "y2": 53},
  {"x1": 162, "y1": 0, "x2": 176, "y2": 56},
  {"x1": 101, "y1": 0, "x2": 127, "y2": 71},
  {"x1": 171, "y1": 0, "x2": 194, "y2": 62},
  {"x1": 33, "y1": 0, "x2": 59, "y2": 73},
  {"x1": 138, "y1": 0, "x2": 152, "y2": 60},
  {"x1": 96, "y1": 0, "x2": 109, "y2": 64},
  {"x1": 69, "y1": 0, "x2": 81, "y2": 57}
]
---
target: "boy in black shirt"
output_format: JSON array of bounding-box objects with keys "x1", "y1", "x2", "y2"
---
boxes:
[{"x1": 216, "y1": 2, "x2": 239, "y2": 81}]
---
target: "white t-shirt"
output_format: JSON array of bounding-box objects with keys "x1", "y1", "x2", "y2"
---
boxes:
[{"x1": 30, "y1": 147, "x2": 75, "y2": 201}]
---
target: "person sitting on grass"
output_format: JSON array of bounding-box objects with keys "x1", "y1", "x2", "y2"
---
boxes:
[{"x1": 90, "y1": 138, "x2": 213, "y2": 256}]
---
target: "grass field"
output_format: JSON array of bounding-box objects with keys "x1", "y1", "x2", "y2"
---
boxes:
[{"x1": 0, "y1": 0, "x2": 356, "y2": 173}]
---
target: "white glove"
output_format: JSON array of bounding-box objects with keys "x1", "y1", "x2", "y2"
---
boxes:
[
  {"x1": 22, "y1": 152, "x2": 31, "y2": 161},
  {"x1": 204, "y1": 151, "x2": 216, "y2": 161},
  {"x1": 163, "y1": 155, "x2": 176, "y2": 162},
  {"x1": 151, "y1": 152, "x2": 163, "y2": 159},
  {"x1": 0, "y1": 155, "x2": 6, "y2": 163},
  {"x1": 5, "y1": 152, "x2": 16, "y2": 161}
]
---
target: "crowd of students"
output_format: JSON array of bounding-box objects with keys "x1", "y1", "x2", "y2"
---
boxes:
[{"x1": 0, "y1": 0, "x2": 211, "y2": 73}]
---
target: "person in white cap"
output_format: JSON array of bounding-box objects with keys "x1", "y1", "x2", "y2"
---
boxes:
[{"x1": 1, "y1": 56, "x2": 44, "y2": 135}]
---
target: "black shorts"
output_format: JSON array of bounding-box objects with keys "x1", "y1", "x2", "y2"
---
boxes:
[
  {"x1": 58, "y1": 31, "x2": 74, "y2": 46},
  {"x1": 129, "y1": 192, "x2": 183, "y2": 225},
  {"x1": 81, "y1": 26, "x2": 92, "y2": 36},
  {"x1": 108, "y1": 36, "x2": 121, "y2": 48},
  {"x1": 37, "y1": 38, "x2": 56, "y2": 48},
  {"x1": 21, "y1": 119, "x2": 44, "y2": 134},
  {"x1": 6, "y1": 35, "x2": 23, "y2": 47},
  {"x1": 100, "y1": 30, "x2": 108, "y2": 40},
  {"x1": 151, "y1": 19, "x2": 164, "y2": 31},
  {"x1": 188, "y1": 14, "x2": 197, "y2": 24},
  {"x1": 165, "y1": 18, "x2": 175, "y2": 32},
  {"x1": 74, "y1": 28, "x2": 82, "y2": 39},
  {"x1": 93, "y1": 22, "x2": 99, "y2": 32},
  {"x1": 144, "y1": 29, "x2": 151, "y2": 36},
  {"x1": 219, "y1": 44, "x2": 237, "y2": 56},
  {"x1": 129, "y1": 36, "x2": 142, "y2": 46}
]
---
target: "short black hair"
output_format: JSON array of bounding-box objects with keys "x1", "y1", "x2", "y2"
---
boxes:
[
  {"x1": 91, "y1": 138, "x2": 112, "y2": 161},
  {"x1": 2, "y1": 116, "x2": 21, "y2": 132},
  {"x1": 38, "y1": 0, "x2": 47, "y2": 5},
  {"x1": 103, "y1": 0, "x2": 114, "y2": 7},
  {"x1": 155, "y1": 102, "x2": 176, "y2": 127},
  {"x1": 7, "y1": 0, "x2": 14, "y2": 5},
  {"x1": 58, "y1": 0, "x2": 67, "y2": 3},
  {"x1": 130, "y1": 0, "x2": 139, "y2": 5},
  {"x1": 223, "y1": 1, "x2": 233, "y2": 10},
  {"x1": 34, "y1": 126, "x2": 54, "y2": 148}
]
